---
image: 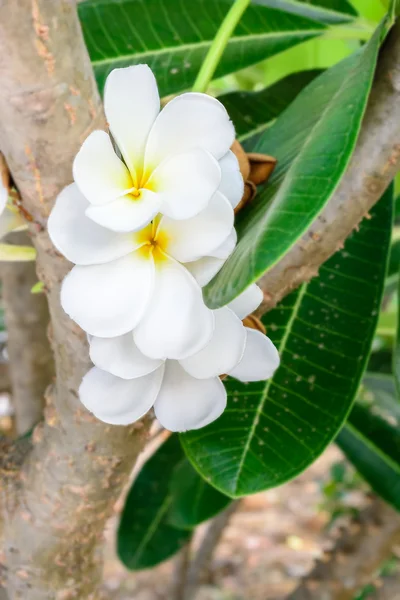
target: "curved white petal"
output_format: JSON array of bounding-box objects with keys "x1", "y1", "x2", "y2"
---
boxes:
[
  {"x1": 79, "y1": 365, "x2": 164, "y2": 425},
  {"x1": 161, "y1": 192, "x2": 234, "y2": 263},
  {"x1": 61, "y1": 252, "x2": 154, "y2": 337},
  {"x1": 73, "y1": 130, "x2": 132, "y2": 206},
  {"x1": 148, "y1": 148, "x2": 221, "y2": 220},
  {"x1": 145, "y1": 92, "x2": 235, "y2": 166},
  {"x1": 48, "y1": 184, "x2": 137, "y2": 265},
  {"x1": 227, "y1": 284, "x2": 263, "y2": 319},
  {"x1": 209, "y1": 227, "x2": 237, "y2": 259},
  {"x1": 218, "y1": 150, "x2": 244, "y2": 209},
  {"x1": 86, "y1": 190, "x2": 162, "y2": 233},
  {"x1": 154, "y1": 361, "x2": 226, "y2": 432},
  {"x1": 134, "y1": 257, "x2": 214, "y2": 360},
  {"x1": 228, "y1": 329, "x2": 280, "y2": 382},
  {"x1": 185, "y1": 256, "x2": 225, "y2": 287},
  {"x1": 104, "y1": 65, "x2": 160, "y2": 177},
  {"x1": 90, "y1": 333, "x2": 163, "y2": 379},
  {"x1": 180, "y1": 307, "x2": 246, "y2": 379}
]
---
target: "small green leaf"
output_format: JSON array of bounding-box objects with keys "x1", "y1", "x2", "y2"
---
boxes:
[
  {"x1": 0, "y1": 244, "x2": 36, "y2": 262},
  {"x1": 337, "y1": 373, "x2": 400, "y2": 510},
  {"x1": 168, "y1": 459, "x2": 231, "y2": 530},
  {"x1": 79, "y1": 0, "x2": 326, "y2": 97},
  {"x1": 181, "y1": 188, "x2": 392, "y2": 498},
  {"x1": 219, "y1": 69, "x2": 322, "y2": 143},
  {"x1": 31, "y1": 281, "x2": 44, "y2": 294},
  {"x1": 117, "y1": 436, "x2": 191, "y2": 570},
  {"x1": 204, "y1": 21, "x2": 383, "y2": 308}
]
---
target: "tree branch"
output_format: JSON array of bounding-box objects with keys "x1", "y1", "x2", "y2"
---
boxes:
[
  {"x1": 286, "y1": 498, "x2": 400, "y2": 600},
  {"x1": 1, "y1": 231, "x2": 54, "y2": 435},
  {"x1": 257, "y1": 21, "x2": 400, "y2": 314},
  {"x1": 0, "y1": 2, "x2": 152, "y2": 598}
]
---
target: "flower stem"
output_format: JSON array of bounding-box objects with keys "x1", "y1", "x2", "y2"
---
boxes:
[{"x1": 192, "y1": 0, "x2": 251, "y2": 93}]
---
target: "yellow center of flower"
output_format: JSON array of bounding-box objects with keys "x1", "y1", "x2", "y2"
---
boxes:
[
  {"x1": 126, "y1": 167, "x2": 157, "y2": 202},
  {"x1": 135, "y1": 217, "x2": 169, "y2": 264}
]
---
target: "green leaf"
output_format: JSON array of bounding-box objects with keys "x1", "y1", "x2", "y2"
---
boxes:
[
  {"x1": 219, "y1": 69, "x2": 322, "y2": 143},
  {"x1": 117, "y1": 435, "x2": 191, "y2": 570},
  {"x1": 31, "y1": 281, "x2": 44, "y2": 294},
  {"x1": 79, "y1": 0, "x2": 326, "y2": 97},
  {"x1": 394, "y1": 264, "x2": 400, "y2": 397},
  {"x1": 168, "y1": 459, "x2": 231, "y2": 530},
  {"x1": 0, "y1": 244, "x2": 36, "y2": 262},
  {"x1": 255, "y1": 0, "x2": 357, "y2": 24},
  {"x1": 181, "y1": 188, "x2": 392, "y2": 498},
  {"x1": 204, "y1": 22, "x2": 383, "y2": 309},
  {"x1": 336, "y1": 373, "x2": 400, "y2": 511}
]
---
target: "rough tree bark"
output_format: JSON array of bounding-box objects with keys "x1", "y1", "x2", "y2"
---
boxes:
[
  {"x1": 1, "y1": 231, "x2": 54, "y2": 435},
  {"x1": 0, "y1": 2, "x2": 398, "y2": 600},
  {"x1": 257, "y1": 21, "x2": 400, "y2": 314},
  {"x1": 0, "y1": 2, "x2": 151, "y2": 599}
]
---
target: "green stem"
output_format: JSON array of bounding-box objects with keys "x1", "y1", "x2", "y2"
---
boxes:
[
  {"x1": 192, "y1": 0, "x2": 251, "y2": 93},
  {"x1": 322, "y1": 24, "x2": 374, "y2": 41}
]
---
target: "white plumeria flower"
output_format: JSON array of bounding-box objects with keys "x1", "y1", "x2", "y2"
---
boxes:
[
  {"x1": 49, "y1": 184, "x2": 235, "y2": 359},
  {"x1": 79, "y1": 285, "x2": 280, "y2": 432},
  {"x1": 73, "y1": 64, "x2": 243, "y2": 233}
]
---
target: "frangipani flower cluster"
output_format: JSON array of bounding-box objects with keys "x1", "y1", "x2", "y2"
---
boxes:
[{"x1": 48, "y1": 64, "x2": 280, "y2": 432}]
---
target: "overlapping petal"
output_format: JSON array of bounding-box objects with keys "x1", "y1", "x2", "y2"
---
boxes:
[
  {"x1": 228, "y1": 284, "x2": 263, "y2": 319},
  {"x1": 185, "y1": 228, "x2": 237, "y2": 287},
  {"x1": 90, "y1": 333, "x2": 162, "y2": 379},
  {"x1": 73, "y1": 130, "x2": 132, "y2": 206},
  {"x1": 79, "y1": 366, "x2": 164, "y2": 425},
  {"x1": 218, "y1": 150, "x2": 244, "y2": 209},
  {"x1": 154, "y1": 361, "x2": 227, "y2": 432},
  {"x1": 147, "y1": 148, "x2": 221, "y2": 220},
  {"x1": 180, "y1": 307, "x2": 246, "y2": 379},
  {"x1": 104, "y1": 64, "x2": 160, "y2": 178},
  {"x1": 160, "y1": 192, "x2": 234, "y2": 264},
  {"x1": 61, "y1": 253, "x2": 154, "y2": 337},
  {"x1": 144, "y1": 92, "x2": 235, "y2": 166},
  {"x1": 134, "y1": 256, "x2": 214, "y2": 360},
  {"x1": 48, "y1": 184, "x2": 137, "y2": 265},
  {"x1": 86, "y1": 190, "x2": 161, "y2": 233},
  {"x1": 228, "y1": 329, "x2": 280, "y2": 382}
]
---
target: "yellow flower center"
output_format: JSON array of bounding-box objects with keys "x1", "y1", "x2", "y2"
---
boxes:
[
  {"x1": 135, "y1": 217, "x2": 169, "y2": 264},
  {"x1": 126, "y1": 167, "x2": 157, "y2": 202}
]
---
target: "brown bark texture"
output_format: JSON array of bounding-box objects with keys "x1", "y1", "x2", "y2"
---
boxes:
[
  {"x1": 286, "y1": 498, "x2": 400, "y2": 600},
  {"x1": 257, "y1": 21, "x2": 400, "y2": 314},
  {"x1": 1, "y1": 231, "x2": 54, "y2": 435},
  {"x1": 0, "y1": 2, "x2": 152, "y2": 599}
]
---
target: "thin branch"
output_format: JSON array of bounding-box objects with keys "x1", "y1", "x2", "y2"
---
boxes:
[
  {"x1": 184, "y1": 501, "x2": 240, "y2": 600},
  {"x1": 1, "y1": 231, "x2": 54, "y2": 435},
  {"x1": 0, "y1": 2, "x2": 153, "y2": 598},
  {"x1": 257, "y1": 21, "x2": 400, "y2": 314},
  {"x1": 286, "y1": 498, "x2": 400, "y2": 600}
]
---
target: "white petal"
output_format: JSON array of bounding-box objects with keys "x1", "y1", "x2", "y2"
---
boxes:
[
  {"x1": 73, "y1": 130, "x2": 132, "y2": 206},
  {"x1": 0, "y1": 207, "x2": 25, "y2": 240},
  {"x1": 61, "y1": 252, "x2": 154, "y2": 337},
  {"x1": 90, "y1": 333, "x2": 162, "y2": 379},
  {"x1": 134, "y1": 257, "x2": 214, "y2": 360},
  {"x1": 227, "y1": 284, "x2": 263, "y2": 319},
  {"x1": 180, "y1": 307, "x2": 246, "y2": 379},
  {"x1": 161, "y1": 192, "x2": 234, "y2": 263},
  {"x1": 154, "y1": 361, "x2": 226, "y2": 432},
  {"x1": 185, "y1": 256, "x2": 225, "y2": 287},
  {"x1": 148, "y1": 148, "x2": 220, "y2": 220},
  {"x1": 145, "y1": 92, "x2": 235, "y2": 166},
  {"x1": 79, "y1": 366, "x2": 163, "y2": 425},
  {"x1": 228, "y1": 329, "x2": 280, "y2": 382},
  {"x1": 86, "y1": 190, "x2": 162, "y2": 233},
  {"x1": 104, "y1": 65, "x2": 160, "y2": 177},
  {"x1": 218, "y1": 150, "x2": 244, "y2": 209},
  {"x1": 48, "y1": 184, "x2": 137, "y2": 265}
]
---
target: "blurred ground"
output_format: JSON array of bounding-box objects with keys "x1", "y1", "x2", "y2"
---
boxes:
[{"x1": 103, "y1": 445, "x2": 370, "y2": 600}]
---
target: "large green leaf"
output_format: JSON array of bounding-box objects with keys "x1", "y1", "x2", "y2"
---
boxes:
[
  {"x1": 182, "y1": 189, "x2": 392, "y2": 498},
  {"x1": 394, "y1": 263, "x2": 400, "y2": 396},
  {"x1": 78, "y1": 0, "x2": 326, "y2": 96},
  {"x1": 204, "y1": 22, "x2": 383, "y2": 309},
  {"x1": 337, "y1": 373, "x2": 400, "y2": 511},
  {"x1": 117, "y1": 435, "x2": 191, "y2": 570},
  {"x1": 219, "y1": 69, "x2": 322, "y2": 143},
  {"x1": 167, "y1": 458, "x2": 231, "y2": 529},
  {"x1": 255, "y1": 0, "x2": 357, "y2": 24}
]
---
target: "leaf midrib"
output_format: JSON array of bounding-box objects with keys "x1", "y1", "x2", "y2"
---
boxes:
[
  {"x1": 231, "y1": 283, "x2": 308, "y2": 496},
  {"x1": 127, "y1": 495, "x2": 172, "y2": 566},
  {"x1": 90, "y1": 29, "x2": 323, "y2": 68}
]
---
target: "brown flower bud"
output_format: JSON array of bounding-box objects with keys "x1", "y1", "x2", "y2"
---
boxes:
[
  {"x1": 247, "y1": 153, "x2": 277, "y2": 186},
  {"x1": 231, "y1": 140, "x2": 250, "y2": 181},
  {"x1": 234, "y1": 180, "x2": 256, "y2": 215},
  {"x1": 242, "y1": 314, "x2": 266, "y2": 335}
]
